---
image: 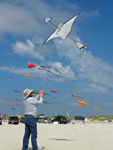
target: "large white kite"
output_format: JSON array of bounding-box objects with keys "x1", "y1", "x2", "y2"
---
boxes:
[{"x1": 43, "y1": 13, "x2": 87, "y2": 53}]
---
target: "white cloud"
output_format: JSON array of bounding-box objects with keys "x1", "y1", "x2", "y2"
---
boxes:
[
  {"x1": 54, "y1": 38, "x2": 113, "y2": 89},
  {"x1": 12, "y1": 39, "x2": 44, "y2": 61},
  {"x1": 46, "y1": 61, "x2": 76, "y2": 82}
]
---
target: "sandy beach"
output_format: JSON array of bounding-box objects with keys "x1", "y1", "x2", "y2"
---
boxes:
[{"x1": 0, "y1": 121, "x2": 113, "y2": 150}]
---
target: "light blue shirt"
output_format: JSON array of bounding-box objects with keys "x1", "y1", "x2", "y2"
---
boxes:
[{"x1": 24, "y1": 94, "x2": 43, "y2": 118}]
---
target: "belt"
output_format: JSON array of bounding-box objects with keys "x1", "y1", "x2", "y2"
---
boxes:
[{"x1": 25, "y1": 114, "x2": 33, "y2": 117}]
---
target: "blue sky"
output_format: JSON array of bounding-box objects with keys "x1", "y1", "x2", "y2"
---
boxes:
[{"x1": 0, "y1": 0, "x2": 113, "y2": 117}]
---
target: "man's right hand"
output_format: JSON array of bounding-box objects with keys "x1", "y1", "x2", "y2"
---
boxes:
[{"x1": 39, "y1": 90, "x2": 43, "y2": 97}]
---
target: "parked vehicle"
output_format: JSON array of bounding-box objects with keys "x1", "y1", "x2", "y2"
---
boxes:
[
  {"x1": 38, "y1": 118, "x2": 52, "y2": 124},
  {"x1": 43, "y1": 118, "x2": 52, "y2": 124},
  {"x1": 0, "y1": 117, "x2": 2, "y2": 125},
  {"x1": 38, "y1": 118, "x2": 44, "y2": 123},
  {"x1": 108, "y1": 120, "x2": 112, "y2": 122},
  {"x1": 20, "y1": 117, "x2": 24, "y2": 123},
  {"x1": 52, "y1": 115, "x2": 67, "y2": 124},
  {"x1": 8, "y1": 116, "x2": 19, "y2": 124},
  {"x1": 36, "y1": 117, "x2": 39, "y2": 122}
]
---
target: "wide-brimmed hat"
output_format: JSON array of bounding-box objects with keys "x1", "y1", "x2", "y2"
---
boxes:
[{"x1": 23, "y1": 89, "x2": 33, "y2": 99}]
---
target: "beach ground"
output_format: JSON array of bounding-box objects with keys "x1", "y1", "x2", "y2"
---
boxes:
[{"x1": 0, "y1": 121, "x2": 113, "y2": 150}]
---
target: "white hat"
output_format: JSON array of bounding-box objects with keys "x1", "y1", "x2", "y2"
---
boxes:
[{"x1": 23, "y1": 89, "x2": 33, "y2": 99}]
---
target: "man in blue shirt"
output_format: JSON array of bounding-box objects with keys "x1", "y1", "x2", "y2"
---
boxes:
[{"x1": 22, "y1": 89, "x2": 43, "y2": 150}]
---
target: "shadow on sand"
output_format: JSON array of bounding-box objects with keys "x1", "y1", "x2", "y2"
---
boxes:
[
  {"x1": 28, "y1": 146, "x2": 45, "y2": 150},
  {"x1": 49, "y1": 138, "x2": 76, "y2": 141}
]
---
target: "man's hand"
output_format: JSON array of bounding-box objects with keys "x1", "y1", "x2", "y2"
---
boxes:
[{"x1": 39, "y1": 90, "x2": 43, "y2": 97}]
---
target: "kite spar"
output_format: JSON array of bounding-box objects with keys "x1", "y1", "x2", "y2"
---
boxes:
[{"x1": 43, "y1": 13, "x2": 87, "y2": 53}]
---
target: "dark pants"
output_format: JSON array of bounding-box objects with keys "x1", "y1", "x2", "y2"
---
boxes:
[{"x1": 22, "y1": 115, "x2": 38, "y2": 150}]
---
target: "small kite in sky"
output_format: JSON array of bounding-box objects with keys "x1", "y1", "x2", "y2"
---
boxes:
[
  {"x1": 12, "y1": 108, "x2": 16, "y2": 110},
  {"x1": 43, "y1": 13, "x2": 87, "y2": 53},
  {"x1": 71, "y1": 94, "x2": 74, "y2": 97},
  {"x1": 95, "y1": 107, "x2": 97, "y2": 109},
  {"x1": 32, "y1": 90, "x2": 51, "y2": 96},
  {"x1": 77, "y1": 100, "x2": 87, "y2": 106},
  {"x1": 40, "y1": 66, "x2": 62, "y2": 74},
  {"x1": 16, "y1": 104, "x2": 23, "y2": 106},
  {"x1": 16, "y1": 99, "x2": 21, "y2": 101},
  {"x1": 28, "y1": 62, "x2": 37, "y2": 68},
  {"x1": 28, "y1": 62, "x2": 60, "y2": 77},
  {"x1": 9, "y1": 77, "x2": 19, "y2": 81},
  {"x1": 13, "y1": 90, "x2": 21, "y2": 93},
  {"x1": 75, "y1": 96, "x2": 83, "y2": 99},
  {"x1": 39, "y1": 68, "x2": 59, "y2": 77},
  {"x1": 25, "y1": 74, "x2": 54, "y2": 81},
  {"x1": 51, "y1": 90, "x2": 58, "y2": 93},
  {"x1": 9, "y1": 77, "x2": 14, "y2": 79}
]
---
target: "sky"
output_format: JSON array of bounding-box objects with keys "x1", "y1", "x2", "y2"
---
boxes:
[{"x1": 0, "y1": 0, "x2": 113, "y2": 117}]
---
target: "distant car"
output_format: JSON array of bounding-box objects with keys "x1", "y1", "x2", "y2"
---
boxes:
[
  {"x1": 43, "y1": 118, "x2": 52, "y2": 124},
  {"x1": 52, "y1": 115, "x2": 67, "y2": 124},
  {"x1": 20, "y1": 117, "x2": 24, "y2": 123},
  {"x1": 38, "y1": 118, "x2": 52, "y2": 124},
  {"x1": 38, "y1": 118, "x2": 44, "y2": 123},
  {"x1": 36, "y1": 117, "x2": 39, "y2": 122},
  {"x1": 0, "y1": 117, "x2": 2, "y2": 125},
  {"x1": 108, "y1": 120, "x2": 112, "y2": 122},
  {"x1": 8, "y1": 116, "x2": 19, "y2": 124}
]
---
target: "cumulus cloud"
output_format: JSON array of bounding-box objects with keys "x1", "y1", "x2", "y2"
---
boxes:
[
  {"x1": 46, "y1": 61, "x2": 76, "y2": 82},
  {"x1": 12, "y1": 39, "x2": 53, "y2": 61},
  {"x1": 54, "y1": 38, "x2": 113, "y2": 89}
]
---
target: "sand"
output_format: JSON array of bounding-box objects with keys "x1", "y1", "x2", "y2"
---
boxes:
[{"x1": 0, "y1": 121, "x2": 113, "y2": 150}]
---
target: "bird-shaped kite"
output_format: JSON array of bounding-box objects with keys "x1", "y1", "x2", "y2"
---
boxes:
[{"x1": 43, "y1": 13, "x2": 87, "y2": 53}]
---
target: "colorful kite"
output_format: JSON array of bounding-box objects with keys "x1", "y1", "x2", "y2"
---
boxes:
[
  {"x1": 9, "y1": 77, "x2": 14, "y2": 79},
  {"x1": 71, "y1": 94, "x2": 74, "y2": 97},
  {"x1": 51, "y1": 90, "x2": 58, "y2": 93},
  {"x1": 16, "y1": 104, "x2": 23, "y2": 106},
  {"x1": 28, "y1": 62, "x2": 37, "y2": 68},
  {"x1": 16, "y1": 99, "x2": 21, "y2": 101},
  {"x1": 43, "y1": 13, "x2": 87, "y2": 53},
  {"x1": 13, "y1": 90, "x2": 21, "y2": 93},
  {"x1": 25, "y1": 74, "x2": 54, "y2": 81},
  {"x1": 95, "y1": 107, "x2": 97, "y2": 109},
  {"x1": 28, "y1": 62, "x2": 60, "y2": 77},
  {"x1": 40, "y1": 66, "x2": 62, "y2": 74},
  {"x1": 39, "y1": 68, "x2": 59, "y2": 77},
  {"x1": 32, "y1": 90, "x2": 51, "y2": 96},
  {"x1": 77, "y1": 100, "x2": 87, "y2": 106},
  {"x1": 75, "y1": 96, "x2": 83, "y2": 99}
]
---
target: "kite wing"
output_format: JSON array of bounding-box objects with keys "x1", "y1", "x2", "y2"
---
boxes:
[
  {"x1": 75, "y1": 41, "x2": 87, "y2": 53},
  {"x1": 43, "y1": 23, "x2": 63, "y2": 44},
  {"x1": 44, "y1": 17, "x2": 52, "y2": 24},
  {"x1": 57, "y1": 13, "x2": 80, "y2": 40}
]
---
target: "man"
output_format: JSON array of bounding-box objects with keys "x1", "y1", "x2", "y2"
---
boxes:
[{"x1": 22, "y1": 89, "x2": 43, "y2": 150}]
